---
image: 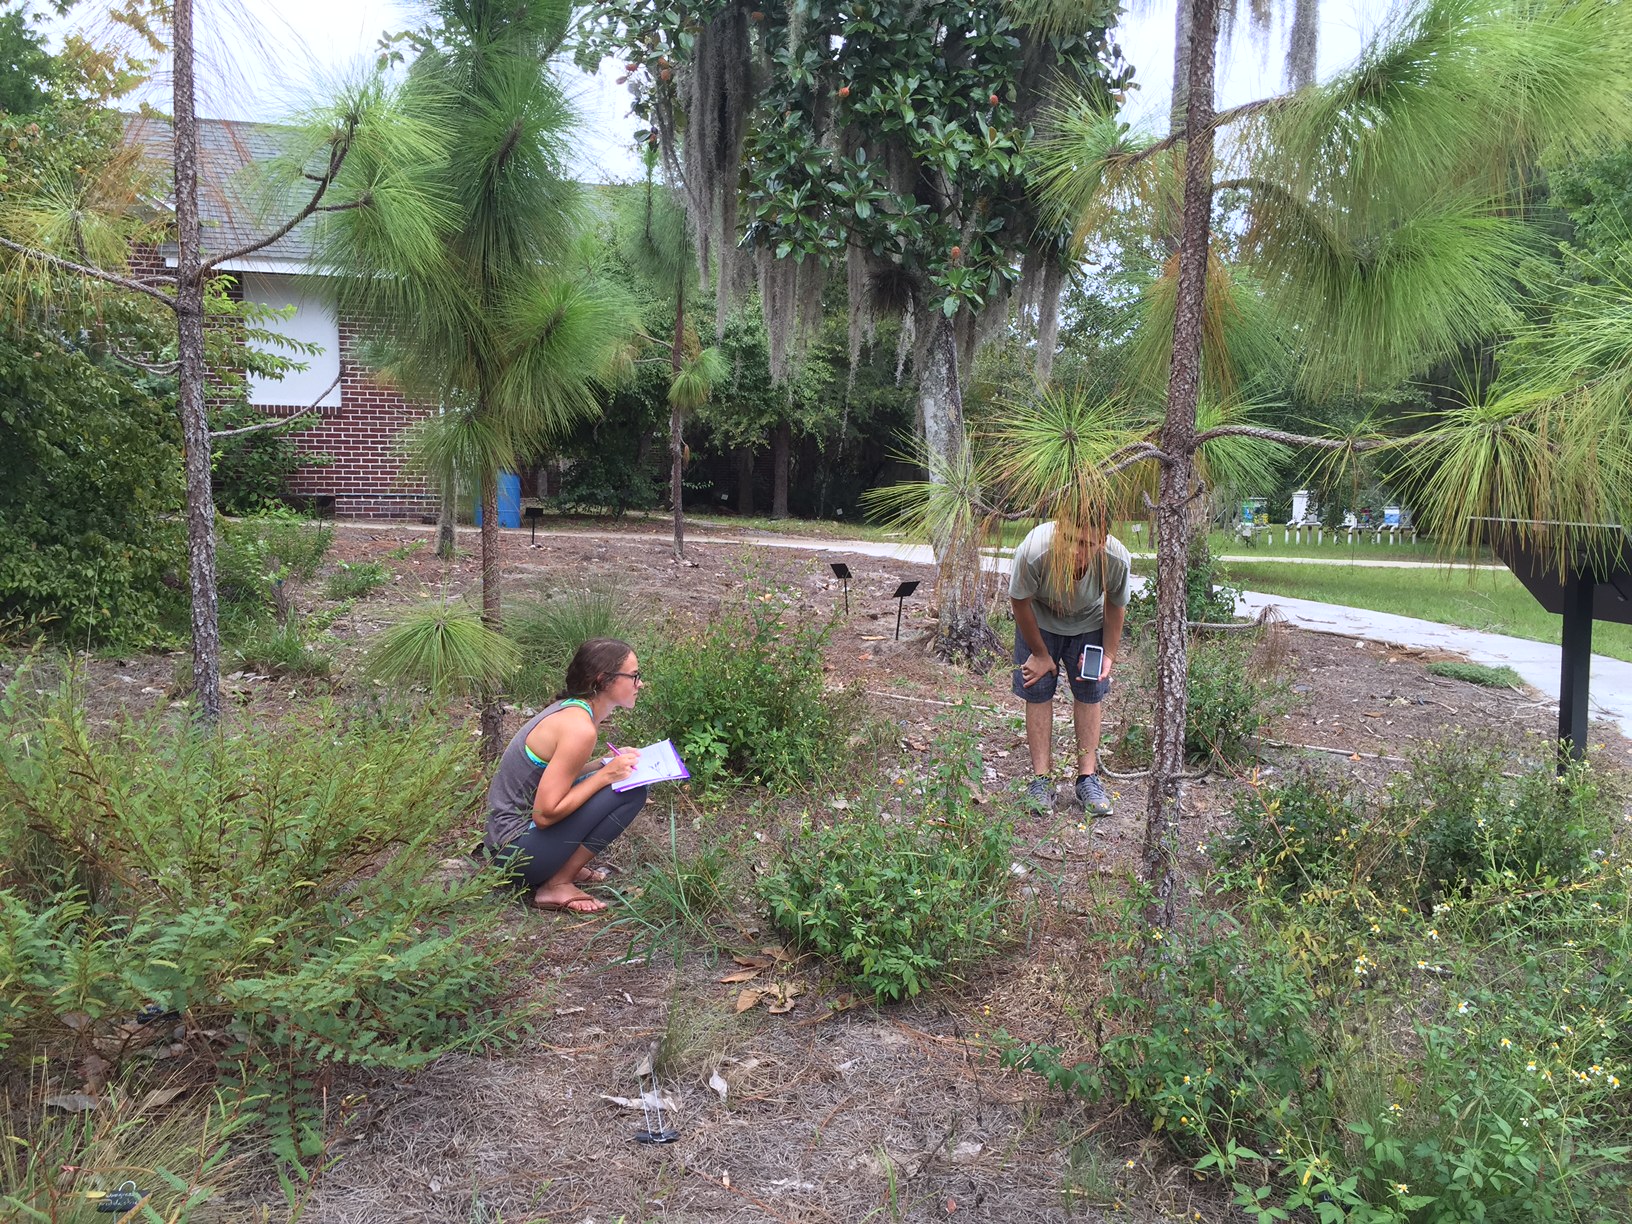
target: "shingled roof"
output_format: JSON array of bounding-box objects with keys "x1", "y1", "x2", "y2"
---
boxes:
[{"x1": 124, "y1": 114, "x2": 316, "y2": 267}]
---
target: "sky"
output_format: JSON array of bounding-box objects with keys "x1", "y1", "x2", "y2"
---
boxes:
[{"x1": 48, "y1": 0, "x2": 1395, "y2": 182}]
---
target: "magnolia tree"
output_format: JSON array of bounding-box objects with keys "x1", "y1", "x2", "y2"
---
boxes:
[{"x1": 577, "y1": 0, "x2": 1131, "y2": 660}]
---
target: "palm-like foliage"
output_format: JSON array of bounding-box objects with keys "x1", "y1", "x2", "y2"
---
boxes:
[{"x1": 299, "y1": 0, "x2": 636, "y2": 754}]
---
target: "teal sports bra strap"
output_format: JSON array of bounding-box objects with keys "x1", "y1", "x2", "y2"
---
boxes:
[{"x1": 523, "y1": 698, "x2": 596, "y2": 767}]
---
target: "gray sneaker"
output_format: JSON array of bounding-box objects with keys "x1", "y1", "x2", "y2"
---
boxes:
[
  {"x1": 1076, "y1": 772, "x2": 1113, "y2": 817},
  {"x1": 1024, "y1": 776, "x2": 1055, "y2": 812}
]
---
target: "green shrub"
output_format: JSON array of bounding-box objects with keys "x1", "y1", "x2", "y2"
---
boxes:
[
  {"x1": 1126, "y1": 535, "x2": 1240, "y2": 633},
  {"x1": 1221, "y1": 744, "x2": 1613, "y2": 905},
  {"x1": 628, "y1": 580, "x2": 864, "y2": 792},
  {"x1": 1426, "y1": 659, "x2": 1524, "y2": 688},
  {"x1": 1184, "y1": 637, "x2": 1278, "y2": 762},
  {"x1": 1006, "y1": 849, "x2": 1632, "y2": 1224},
  {"x1": 759, "y1": 719, "x2": 1015, "y2": 1001},
  {"x1": 0, "y1": 321, "x2": 186, "y2": 645},
  {"x1": 1220, "y1": 769, "x2": 1373, "y2": 896},
  {"x1": 218, "y1": 509, "x2": 334, "y2": 608},
  {"x1": 1119, "y1": 635, "x2": 1279, "y2": 766},
  {"x1": 324, "y1": 560, "x2": 390, "y2": 601},
  {"x1": 1384, "y1": 741, "x2": 1610, "y2": 898},
  {"x1": 0, "y1": 680, "x2": 526, "y2": 1168},
  {"x1": 508, "y1": 585, "x2": 635, "y2": 704}
]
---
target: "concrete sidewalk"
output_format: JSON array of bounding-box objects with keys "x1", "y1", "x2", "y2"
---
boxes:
[{"x1": 407, "y1": 522, "x2": 1630, "y2": 738}]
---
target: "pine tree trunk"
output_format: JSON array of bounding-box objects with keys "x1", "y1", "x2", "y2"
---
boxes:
[
  {"x1": 478, "y1": 467, "x2": 504, "y2": 761},
  {"x1": 436, "y1": 482, "x2": 456, "y2": 559},
  {"x1": 736, "y1": 445, "x2": 755, "y2": 515},
  {"x1": 1144, "y1": 0, "x2": 1220, "y2": 929},
  {"x1": 919, "y1": 308, "x2": 997, "y2": 666},
  {"x1": 771, "y1": 422, "x2": 791, "y2": 519},
  {"x1": 1170, "y1": 0, "x2": 1195, "y2": 137},
  {"x1": 670, "y1": 280, "x2": 686, "y2": 561},
  {"x1": 1286, "y1": 0, "x2": 1318, "y2": 89},
  {"x1": 172, "y1": 0, "x2": 221, "y2": 724}
]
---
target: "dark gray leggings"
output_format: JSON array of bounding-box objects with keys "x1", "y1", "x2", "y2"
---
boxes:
[{"x1": 493, "y1": 785, "x2": 648, "y2": 889}]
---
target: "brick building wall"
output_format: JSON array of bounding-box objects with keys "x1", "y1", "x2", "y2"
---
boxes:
[
  {"x1": 132, "y1": 243, "x2": 436, "y2": 520},
  {"x1": 256, "y1": 319, "x2": 437, "y2": 521}
]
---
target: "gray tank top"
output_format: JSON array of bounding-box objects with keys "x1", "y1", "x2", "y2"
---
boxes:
[{"x1": 484, "y1": 699, "x2": 594, "y2": 850}]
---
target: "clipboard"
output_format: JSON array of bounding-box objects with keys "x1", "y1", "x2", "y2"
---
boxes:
[{"x1": 611, "y1": 738, "x2": 691, "y2": 791}]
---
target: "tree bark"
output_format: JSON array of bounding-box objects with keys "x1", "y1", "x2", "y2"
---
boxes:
[
  {"x1": 172, "y1": 0, "x2": 222, "y2": 724},
  {"x1": 736, "y1": 445, "x2": 755, "y2": 516},
  {"x1": 1170, "y1": 0, "x2": 1195, "y2": 137},
  {"x1": 478, "y1": 466, "x2": 503, "y2": 761},
  {"x1": 436, "y1": 481, "x2": 456, "y2": 559},
  {"x1": 1144, "y1": 0, "x2": 1219, "y2": 928},
  {"x1": 670, "y1": 280, "x2": 686, "y2": 561},
  {"x1": 1286, "y1": 0, "x2": 1318, "y2": 89},
  {"x1": 919, "y1": 309, "x2": 997, "y2": 666},
  {"x1": 771, "y1": 422, "x2": 791, "y2": 519}
]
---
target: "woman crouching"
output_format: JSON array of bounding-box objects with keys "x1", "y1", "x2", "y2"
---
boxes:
[{"x1": 485, "y1": 637, "x2": 647, "y2": 913}]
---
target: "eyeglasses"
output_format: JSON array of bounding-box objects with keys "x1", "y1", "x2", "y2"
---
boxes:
[{"x1": 611, "y1": 670, "x2": 643, "y2": 683}]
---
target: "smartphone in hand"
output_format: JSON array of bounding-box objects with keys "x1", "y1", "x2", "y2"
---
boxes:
[{"x1": 1077, "y1": 643, "x2": 1105, "y2": 682}]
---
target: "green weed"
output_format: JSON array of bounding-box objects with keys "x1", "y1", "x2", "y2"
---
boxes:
[
  {"x1": 1426, "y1": 659, "x2": 1524, "y2": 688},
  {"x1": 324, "y1": 560, "x2": 390, "y2": 601},
  {"x1": 759, "y1": 715, "x2": 1015, "y2": 1001}
]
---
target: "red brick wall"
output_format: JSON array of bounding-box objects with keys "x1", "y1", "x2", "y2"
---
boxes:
[{"x1": 257, "y1": 319, "x2": 436, "y2": 521}]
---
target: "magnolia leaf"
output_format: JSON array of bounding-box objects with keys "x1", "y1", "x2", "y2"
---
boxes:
[
  {"x1": 735, "y1": 988, "x2": 767, "y2": 1013},
  {"x1": 719, "y1": 967, "x2": 763, "y2": 984}
]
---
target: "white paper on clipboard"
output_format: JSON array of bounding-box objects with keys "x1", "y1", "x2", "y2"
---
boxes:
[
  {"x1": 611, "y1": 738, "x2": 691, "y2": 791},
  {"x1": 1076, "y1": 644, "x2": 1104, "y2": 681}
]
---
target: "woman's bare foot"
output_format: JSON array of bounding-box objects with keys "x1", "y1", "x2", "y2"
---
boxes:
[
  {"x1": 531, "y1": 883, "x2": 608, "y2": 913},
  {"x1": 574, "y1": 864, "x2": 612, "y2": 885}
]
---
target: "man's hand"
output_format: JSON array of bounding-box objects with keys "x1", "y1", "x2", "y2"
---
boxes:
[
  {"x1": 1020, "y1": 652, "x2": 1056, "y2": 687},
  {"x1": 1099, "y1": 653, "x2": 1116, "y2": 683}
]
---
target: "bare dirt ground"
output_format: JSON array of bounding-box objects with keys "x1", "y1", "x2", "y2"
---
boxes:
[{"x1": 25, "y1": 519, "x2": 1632, "y2": 1224}]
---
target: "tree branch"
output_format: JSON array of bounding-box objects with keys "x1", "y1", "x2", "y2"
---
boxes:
[
  {"x1": 203, "y1": 118, "x2": 359, "y2": 272},
  {"x1": 1118, "y1": 95, "x2": 1290, "y2": 168},
  {"x1": 210, "y1": 371, "x2": 339, "y2": 439},
  {"x1": 1192, "y1": 423, "x2": 1392, "y2": 451},
  {"x1": 210, "y1": 411, "x2": 318, "y2": 440},
  {"x1": 0, "y1": 235, "x2": 179, "y2": 310}
]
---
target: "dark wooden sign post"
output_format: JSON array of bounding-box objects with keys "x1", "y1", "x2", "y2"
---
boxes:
[{"x1": 1476, "y1": 519, "x2": 1632, "y2": 767}]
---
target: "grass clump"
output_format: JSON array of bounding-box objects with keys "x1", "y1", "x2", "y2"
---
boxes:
[
  {"x1": 1426, "y1": 658, "x2": 1523, "y2": 688},
  {"x1": 1008, "y1": 741, "x2": 1629, "y2": 1223},
  {"x1": 759, "y1": 717, "x2": 1014, "y2": 1001},
  {"x1": 324, "y1": 560, "x2": 391, "y2": 601},
  {"x1": 0, "y1": 677, "x2": 527, "y2": 1181},
  {"x1": 229, "y1": 615, "x2": 334, "y2": 678},
  {"x1": 628, "y1": 578, "x2": 867, "y2": 793},
  {"x1": 508, "y1": 585, "x2": 635, "y2": 705}
]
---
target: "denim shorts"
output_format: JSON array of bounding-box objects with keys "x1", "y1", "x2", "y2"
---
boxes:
[{"x1": 1012, "y1": 626, "x2": 1109, "y2": 705}]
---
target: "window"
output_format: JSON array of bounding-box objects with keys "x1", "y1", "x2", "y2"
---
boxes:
[{"x1": 240, "y1": 271, "x2": 342, "y2": 409}]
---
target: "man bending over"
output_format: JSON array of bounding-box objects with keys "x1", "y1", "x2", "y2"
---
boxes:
[{"x1": 1009, "y1": 513, "x2": 1130, "y2": 815}]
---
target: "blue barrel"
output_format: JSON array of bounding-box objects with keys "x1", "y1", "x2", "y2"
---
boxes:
[{"x1": 475, "y1": 472, "x2": 523, "y2": 528}]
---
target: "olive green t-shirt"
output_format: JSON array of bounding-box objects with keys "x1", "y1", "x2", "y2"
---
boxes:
[{"x1": 1007, "y1": 522, "x2": 1132, "y2": 635}]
